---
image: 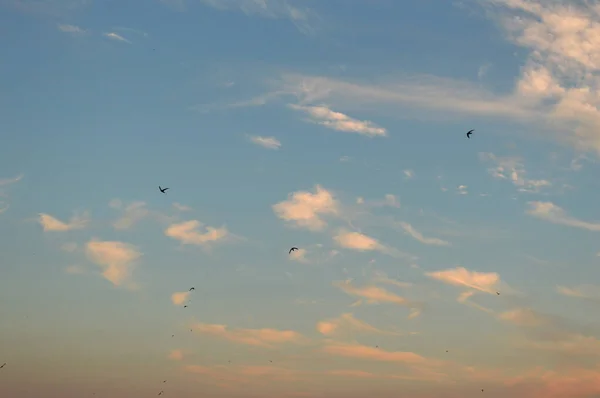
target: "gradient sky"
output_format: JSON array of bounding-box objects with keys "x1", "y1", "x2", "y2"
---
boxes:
[{"x1": 2, "y1": 0, "x2": 600, "y2": 397}]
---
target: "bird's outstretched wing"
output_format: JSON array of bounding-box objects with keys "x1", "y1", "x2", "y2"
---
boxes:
[{"x1": 289, "y1": 247, "x2": 298, "y2": 254}]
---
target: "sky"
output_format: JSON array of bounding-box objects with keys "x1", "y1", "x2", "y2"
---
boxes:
[{"x1": 2, "y1": 0, "x2": 600, "y2": 397}]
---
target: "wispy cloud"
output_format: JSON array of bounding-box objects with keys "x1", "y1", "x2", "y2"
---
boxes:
[
  {"x1": 479, "y1": 152, "x2": 551, "y2": 193},
  {"x1": 527, "y1": 201, "x2": 600, "y2": 231},
  {"x1": 193, "y1": 322, "x2": 306, "y2": 347},
  {"x1": 557, "y1": 285, "x2": 600, "y2": 302},
  {"x1": 38, "y1": 211, "x2": 90, "y2": 232},
  {"x1": 399, "y1": 222, "x2": 451, "y2": 247},
  {"x1": 317, "y1": 313, "x2": 400, "y2": 337},
  {"x1": 197, "y1": 0, "x2": 319, "y2": 35},
  {"x1": 57, "y1": 23, "x2": 86, "y2": 34},
  {"x1": 426, "y1": 266, "x2": 506, "y2": 295},
  {"x1": 333, "y1": 280, "x2": 421, "y2": 316},
  {"x1": 288, "y1": 104, "x2": 387, "y2": 137},
  {"x1": 85, "y1": 239, "x2": 141, "y2": 287},
  {"x1": 403, "y1": 169, "x2": 415, "y2": 179},
  {"x1": 333, "y1": 229, "x2": 412, "y2": 259},
  {"x1": 247, "y1": 135, "x2": 281, "y2": 150},
  {"x1": 0, "y1": 173, "x2": 23, "y2": 214},
  {"x1": 273, "y1": 185, "x2": 339, "y2": 231},
  {"x1": 168, "y1": 349, "x2": 184, "y2": 361},
  {"x1": 103, "y1": 32, "x2": 131, "y2": 44}
]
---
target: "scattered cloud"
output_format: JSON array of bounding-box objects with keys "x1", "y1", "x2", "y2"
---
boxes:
[
  {"x1": 403, "y1": 169, "x2": 415, "y2": 179},
  {"x1": 197, "y1": 0, "x2": 318, "y2": 35},
  {"x1": 399, "y1": 222, "x2": 451, "y2": 247},
  {"x1": 317, "y1": 313, "x2": 400, "y2": 337},
  {"x1": 168, "y1": 349, "x2": 184, "y2": 361},
  {"x1": 57, "y1": 23, "x2": 85, "y2": 34},
  {"x1": 557, "y1": 285, "x2": 600, "y2": 302},
  {"x1": 272, "y1": 185, "x2": 339, "y2": 231},
  {"x1": 526, "y1": 201, "x2": 600, "y2": 231},
  {"x1": 479, "y1": 152, "x2": 551, "y2": 193},
  {"x1": 193, "y1": 323, "x2": 305, "y2": 348},
  {"x1": 171, "y1": 291, "x2": 191, "y2": 306},
  {"x1": 322, "y1": 341, "x2": 438, "y2": 366},
  {"x1": 457, "y1": 185, "x2": 468, "y2": 195},
  {"x1": 288, "y1": 248, "x2": 308, "y2": 263},
  {"x1": 248, "y1": 135, "x2": 281, "y2": 150},
  {"x1": 0, "y1": 173, "x2": 23, "y2": 214},
  {"x1": 172, "y1": 202, "x2": 192, "y2": 212},
  {"x1": 426, "y1": 266, "x2": 505, "y2": 295},
  {"x1": 103, "y1": 32, "x2": 131, "y2": 44},
  {"x1": 85, "y1": 239, "x2": 141, "y2": 287},
  {"x1": 109, "y1": 200, "x2": 150, "y2": 230},
  {"x1": 333, "y1": 280, "x2": 420, "y2": 314},
  {"x1": 289, "y1": 104, "x2": 387, "y2": 137},
  {"x1": 165, "y1": 220, "x2": 230, "y2": 248},
  {"x1": 38, "y1": 211, "x2": 89, "y2": 232},
  {"x1": 333, "y1": 229, "x2": 411, "y2": 259}
]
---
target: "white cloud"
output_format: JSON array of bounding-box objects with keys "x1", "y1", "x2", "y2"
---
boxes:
[
  {"x1": 272, "y1": 185, "x2": 339, "y2": 231},
  {"x1": 0, "y1": 173, "x2": 23, "y2": 214},
  {"x1": 399, "y1": 222, "x2": 451, "y2": 247},
  {"x1": 103, "y1": 32, "x2": 131, "y2": 44},
  {"x1": 57, "y1": 24, "x2": 85, "y2": 34},
  {"x1": 526, "y1": 201, "x2": 600, "y2": 231},
  {"x1": 38, "y1": 212, "x2": 89, "y2": 232},
  {"x1": 479, "y1": 152, "x2": 551, "y2": 193},
  {"x1": 457, "y1": 185, "x2": 468, "y2": 195},
  {"x1": 165, "y1": 220, "x2": 230, "y2": 247},
  {"x1": 172, "y1": 202, "x2": 192, "y2": 212},
  {"x1": 403, "y1": 169, "x2": 415, "y2": 179},
  {"x1": 248, "y1": 135, "x2": 282, "y2": 150},
  {"x1": 289, "y1": 104, "x2": 387, "y2": 137},
  {"x1": 426, "y1": 266, "x2": 504, "y2": 295},
  {"x1": 109, "y1": 200, "x2": 149, "y2": 230},
  {"x1": 85, "y1": 239, "x2": 141, "y2": 287}
]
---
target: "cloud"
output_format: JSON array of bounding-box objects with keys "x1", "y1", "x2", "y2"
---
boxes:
[
  {"x1": 171, "y1": 291, "x2": 191, "y2": 306},
  {"x1": 316, "y1": 313, "x2": 400, "y2": 337},
  {"x1": 168, "y1": 349, "x2": 184, "y2": 361},
  {"x1": 103, "y1": 32, "x2": 131, "y2": 44},
  {"x1": 527, "y1": 201, "x2": 600, "y2": 231},
  {"x1": 288, "y1": 104, "x2": 387, "y2": 137},
  {"x1": 403, "y1": 169, "x2": 415, "y2": 179},
  {"x1": 479, "y1": 152, "x2": 551, "y2": 193},
  {"x1": 498, "y1": 308, "x2": 551, "y2": 328},
  {"x1": 172, "y1": 202, "x2": 192, "y2": 212},
  {"x1": 85, "y1": 239, "x2": 141, "y2": 287},
  {"x1": 456, "y1": 185, "x2": 468, "y2": 195},
  {"x1": 193, "y1": 323, "x2": 305, "y2": 347},
  {"x1": 109, "y1": 200, "x2": 150, "y2": 230},
  {"x1": 57, "y1": 23, "x2": 85, "y2": 34},
  {"x1": 272, "y1": 185, "x2": 339, "y2": 231},
  {"x1": 426, "y1": 266, "x2": 504, "y2": 295},
  {"x1": 333, "y1": 280, "x2": 420, "y2": 315},
  {"x1": 371, "y1": 274, "x2": 412, "y2": 289},
  {"x1": 0, "y1": 173, "x2": 23, "y2": 214},
  {"x1": 38, "y1": 212, "x2": 89, "y2": 232},
  {"x1": 557, "y1": 285, "x2": 600, "y2": 301},
  {"x1": 322, "y1": 341, "x2": 437, "y2": 365},
  {"x1": 333, "y1": 229, "x2": 411, "y2": 259},
  {"x1": 288, "y1": 248, "x2": 308, "y2": 263},
  {"x1": 248, "y1": 135, "x2": 281, "y2": 150},
  {"x1": 197, "y1": 0, "x2": 318, "y2": 35},
  {"x1": 399, "y1": 222, "x2": 451, "y2": 247},
  {"x1": 165, "y1": 220, "x2": 230, "y2": 247}
]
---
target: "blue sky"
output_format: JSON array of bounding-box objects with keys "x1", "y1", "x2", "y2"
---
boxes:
[{"x1": 2, "y1": 0, "x2": 600, "y2": 397}]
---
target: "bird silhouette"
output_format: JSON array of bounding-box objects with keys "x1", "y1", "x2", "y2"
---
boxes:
[
  {"x1": 189, "y1": 287, "x2": 195, "y2": 291},
  {"x1": 289, "y1": 247, "x2": 298, "y2": 254},
  {"x1": 159, "y1": 186, "x2": 169, "y2": 194},
  {"x1": 0, "y1": 363, "x2": 5, "y2": 369},
  {"x1": 466, "y1": 129, "x2": 474, "y2": 139}
]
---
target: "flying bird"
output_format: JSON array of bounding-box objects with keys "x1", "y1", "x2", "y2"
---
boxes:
[
  {"x1": 466, "y1": 129, "x2": 474, "y2": 139},
  {"x1": 496, "y1": 292, "x2": 500, "y2": 295},
  {"x1": 289, "y1": 247, "x2": 299, "y2": 254},
  {"x1": 189, "y1": 287, "x2": 195, "y2": 291},
  {"x1": 159, "y1": 186, "x2": 169, "y2": 194},
  {"x1": 183, "y1": 305, "x2": 187, "y2": 308},
  {"x1": 0, "y1": 363, "x2": 5, "y2": 369}
]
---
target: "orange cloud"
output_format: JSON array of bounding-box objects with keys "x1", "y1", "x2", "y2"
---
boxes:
[
  {"x1": 168, "y1": 349, "x2": 183, "y2": 361},
  {"x1": 171, "y1": 291, "x2": 190, "y2": 306},
  {"x1": 165, "y1": 220, "x2": 229, "y2": 247},
  {"x1": 322, "y1": 341, "x2": 435, "y2": 365},
  {"x1": 193, "y1": 323, "x2": 306, "y2": 347},
  {"x1": 38, "y1": 211, "x2": 89, "y2": 232},
  {"x1": 332, "y1": 280, "x2": 420, "y2": 315},
  {"x1": 272, "y1": 185, "x2": 339, "y2": 231},
  {"x1": 426, "y1": 266, "x2": 504, "y2": 294},
  {"x1": 85, "y1": 239, "x2": 141, "y2": 287},
  {"x1": 316, "y1": 313, "x2": 400, "y2": 337}
]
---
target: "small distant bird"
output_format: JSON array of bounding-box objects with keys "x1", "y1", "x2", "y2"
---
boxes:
[
  {"x1": 183, "y1": 305, "x2": 188, "y2": 308},
  {"x1": 466, "y1": 129, "x2": 474, "y2": 139},
  {"x1": 189, "y1": 287, "x2": 195, "y2": 291},
  {"x1": 496, "y1": 292, "x2": 500, "y2": 295},
  {"x1": 163, "y1": 380, "x2": 167, "y2": 383},
  {"x1": 0, "y1": 363, "x2": 5, "y2": 369},
  {"x1": 159, "y1": 186, "x2": 169, "y2": 194},
  {"x1": 446, "y1": 350, "x2": 448, "y2": 353},
  {"x1": 158, "y1": 391, "x2": 163, "y2": 396},
  {"x1": 269, "y1": 360, "x2": 272, "y2": 363},
  {"x1": 171, "y1": 335, "x2": 174, "y2": 337},
  {"x1": 375, "y1": 345, "x2": 378, "y2": 348},
  {"x1": 289, "y1": 247, "x2": 299, "y2": 254}
]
